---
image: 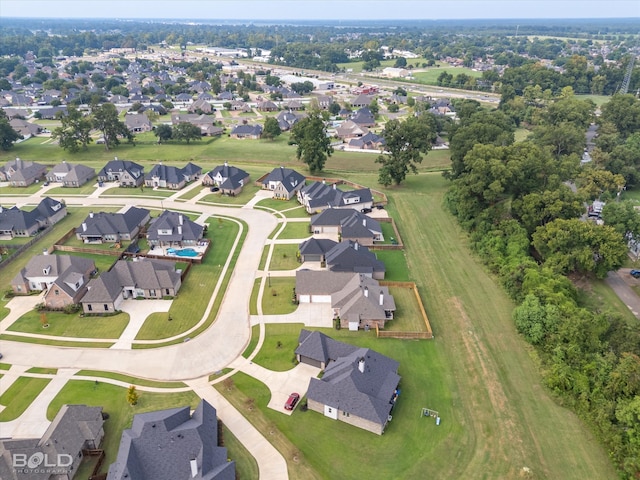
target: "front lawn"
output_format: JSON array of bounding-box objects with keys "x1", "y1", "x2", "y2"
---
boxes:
[
  {"x1": 267, "y1": 244, "x2": 300, "y2": 271},
  {"x1": 0, "y1": 376, "x2": 51, "y2": 421},
  {"x1": 199, "y1": 184, "x2": 260, "y2": 205},
  {"x1": 250, "y1": 323, "x2": 305, "y2": 371},
  {"x1": 262, "y1": 277, "x2": 297, "y2": 315},
  {"x1": 47, "y1": 183, "x2": 97, "y2": 195},
  {"x1": 8, "y1": 310, "x2": 129, "y2": 339},
  {"x1": 75, "y1": 370, "x2": 187, "y2": 388},
  {"x1": 274, "y1": 222, "x2": 310, "y2": 240},
  {"x1": 0, "y1": 183, "x2": 43, "y2": 195}
]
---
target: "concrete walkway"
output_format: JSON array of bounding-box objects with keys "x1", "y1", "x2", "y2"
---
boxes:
[
  {"x1": 110, "y1": 299, "x2": 173, "y2": 349},
  {"x1": 250, "y1": 303, "x2": 333, "y2": 328},
  {"x1": 186, "y1": 377, "x2": 289, "y2": 480}
]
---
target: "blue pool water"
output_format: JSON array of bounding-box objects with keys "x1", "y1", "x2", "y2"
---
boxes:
[{"x1": 167, "y1": 248, "x2": 199, "y2": 257}]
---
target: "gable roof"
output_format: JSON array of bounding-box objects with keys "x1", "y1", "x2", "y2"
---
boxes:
[
  {"x1": 207, "y1": 163, "x2": 250, "y2": 190},
  {"x1": 98, "y1": 159, "x2": 144, "y2": 179},
  {"x1": 350, "y1": 107, "x2": 375, "y2": 126},
  {"x1": 76, "y1": 207, "x2": 149, "y2": 237},
  {"x1": 49, "y1": 161, "x2": 95, "y2": 182},
  {"x1": 299, "y1": 238, "x2": 337, "y2": 257},
  {"x1": 300, "y1": 182, "x2": 373, "y2": 210},
  {"x1": 230, "y1": 124, "x2": 262, "y2": 136},
  {"x1": 324, "y1": 240, "x2": 385, "y2": 275},
  {"x1": 11, "y1": 254, "x2": 95, "y2": 287},
  {"x1": 145, "y1": 163, "x2": 197, "y2": 184},
  {"x1": 111, "y1": 259, "x2": 181, "y2": 290},
  {"x1": 147, "y1": 210, "x2": 204, "y2": 243},
  {"x1": 0, "y1": 197, "x2": 64, "y2": 233},
  {"x1": 310, "y1": 208, "x2": 381, "y2": 234},
  {"x1": 107, "y1": 399, "x2": 235, "y2": 480},
  {"x1": 262, "y1": 167, "x2": 305, "y2": 192}
]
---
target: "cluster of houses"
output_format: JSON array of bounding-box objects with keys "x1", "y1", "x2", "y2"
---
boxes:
[
  {"x1": 0, "y1": 400, "x2": 236, "y2": 480},
  {"x1": 9, "y1": 204, "x2": 207, "y2": 314}
]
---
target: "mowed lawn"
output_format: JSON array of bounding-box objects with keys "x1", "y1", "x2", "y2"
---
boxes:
[
  {"x1": 8, "y1": 310, "x2": 129, "y2": 339},
  {"x1": 0, "y1": 376, "x2": 51, "y2": 421}
]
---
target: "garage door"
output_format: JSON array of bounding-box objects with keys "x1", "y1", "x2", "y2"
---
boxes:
[
  {"x1": 311, "y1": 295, "x2": 332, "y2": 303},
  {"x1": 299, "y1": 294, "x2": 311, "y2": 303}
]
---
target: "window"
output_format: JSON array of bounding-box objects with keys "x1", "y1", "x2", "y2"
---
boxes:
[
  {"x1": 16, "y1": 286, "x2": 22, "y2": 292},
  {"x1": 54, "y1": 289, "x2": 59, "y2": 295},
  {"x1": 166, "y1": 288, "x2": 170, "y2": 295},
  {"x1": 87, "y1": 305, "x2": 93, "y2": 311},
  {"x1": 104, "y1": 304, "x2": 108, "y2": 311}
]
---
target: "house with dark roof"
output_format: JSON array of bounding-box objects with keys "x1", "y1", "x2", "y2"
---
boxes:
[
  {"x1": 75, "y1": 207, "x2": 150, "y2": 244},
  {"x1": 261, "y1": 167, "x2": 305, "y2": 200},
  {"x1": 0, "y1": 157, "x2": 47, "y2": 186},
  {"x1": 188, "y1": 98, "x2": 214, "y2": 114},
  {"x1": 46, "y1": 161, "x2": 96, "y2": 187},
  {"x1": 97, "y1": 158, "x2": 144, "y2": 187},
  {"x1": 350, "y1": 107, "x2": 376, "y2": 127},
  {"x1": 297, "y1": 181, "x2": 373, "y2": 214},
  {"x1": 276, "y1": 110, "x2": 304, "y2": 131},
  {"x1": 324, "y1": 240, "x2": 385, "y2": 279},
  {"x1": 144, "y1": 162, "x2": 202, "y2": 190},
  {"x1": 296, "y1": 271, "x2": 395, "y2": 328},
  {"x1": 257, "y1": 100, "x2": 279, "y2": 112},
  {"x1": 202, "y1": 163, "x2": 250, "y2": 195},
  {"x1": 124, "y1": 113, "x2": 153, "y2": 133},
  {"x1": 299, "y1": 238, "x2": 336, "y2": 262},
  {"x1": 310, "y1": 209, "x2": 383, "y2": 246},
  {"x1": 0, "y1": 404, "x2": 104, "y2": 480},
  {"x1": 11, "y1": 253, "x2": 96, "y2": 298},
  {"x1": 147, "y1": 210, "x2": 204, "y2": 247},
  {"x1": 107, "y1": 399, "x2": 235, "y2": 480},
  {"x1": 348, "y1": 131, "x2": 386, "y2": 151},
  {"x1": 295, "y1": 330, "x2": 400, "y2": 434},
  {"x1": 0, "y1": 197, "x2": 66, "y2": 238},
  {"x1": 82, "y1": 259, "x2": 182, "y2": 313},
  {"x1": 230, "y1": 124, "x2": 262, "y2": 139},
  {"x1": 351, "y1": 94, "x2": 375, "y2": 109},
  {"x1": 9, "y1": 118, "x2": 41, "y2": 138},
  {"x1": 335, "y1": 120, "x2": 368, "y2": 140}
]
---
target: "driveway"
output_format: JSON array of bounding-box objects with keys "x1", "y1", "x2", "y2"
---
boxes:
[
  {"x1": 110, "y1": 298, "x2": 173, "y2": 349},
  {"x1": 0, "y1": 292, "x2": 46, "y2": 333},
  {"x1": 250, "y1": 303, "x2": 334, "y2": 328},
  {"x1": 605, "y1": 270, "x2": 640, "y2": 319}
]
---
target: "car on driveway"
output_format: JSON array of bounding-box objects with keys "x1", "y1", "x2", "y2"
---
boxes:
[
  {"x1": 630, "y1": 269, "x2": 640, "y2": 279},
  {"x1": 284, "y1": 392, "x2": 300, "y2": 410}
]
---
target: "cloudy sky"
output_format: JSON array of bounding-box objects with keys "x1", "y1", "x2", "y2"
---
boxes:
[{"x1": 1, "y1": 0, "x2": 639, "y2": 20}]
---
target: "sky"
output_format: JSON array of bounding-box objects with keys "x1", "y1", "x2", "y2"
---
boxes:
[{"x1": 1, "y1": 0, "x2": 639, "y2": 21}]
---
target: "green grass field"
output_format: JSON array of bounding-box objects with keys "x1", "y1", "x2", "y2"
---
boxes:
[
  {"x1": 8, "y1": 310, "x2": 129, "y2": 338},
  {"x1": 0, "y1": 377, "x2": 51, "y2": 421},
  {"x1": 52, "y1": 250, "x2": 119, "y2": 273},
  {"x1": 75, "y1": 370, "x2": 187, "y2": 388},
  {"x1": 411, "y1": 66, "x2": 482, "y2": 85},
  {"x1": 386, "y1": 285, "x2": 429, "y2": 332},
  {"x1": 374, "y1": 249, "x2": 411, "y2": 281},
  {"x1": 273, "y1": 222, "x2": 310, "y2": 240},
  {"x1": 266, "y1": 244, "x2": 300, "y2": 271},
  {"x1": 250, "y1": 323, "x2": 304, "y2": 371},
  {"x1": 262, "y1": 277, "x2": 297, "y2": 315}
]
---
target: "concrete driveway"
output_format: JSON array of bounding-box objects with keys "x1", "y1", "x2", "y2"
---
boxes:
[
  {"x1": 0, "y1": 292, "x2": 46, "y2": 333},
  {"x1": 111, "y1": 299, "x2": 173, "y2": 349}
]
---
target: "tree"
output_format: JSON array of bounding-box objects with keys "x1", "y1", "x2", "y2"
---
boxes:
[
  {"x1": 172, "y1": 122, "x2": 202, "y2": 143},
  {"x1": 601, "y1": 200, "x2": 640, "y2": 238},
  {"x1": 532, "y1": 218, "x2": 627, "y2": 278},
  {"x1": 126, "y1": 385, "x2": 139, "y2": 406},
  {"x1": 387, "y1": 103, "x2": 400, "y2": 113},
  {"x1": 600, "y1": 94, "x2": 640, "y2": 139},
  {"x1": 376, "y1": 114, "x2": 436, "y2": 186},
  {"x1": 328, "y1": 102, "x2": 341, "y2": 116},
  {"x1": 512, "y1": 186, "x2": 585, "y2": 235},
  {"x1": 262, "y1": 117, "x2": 282, "y2": 140},
  {"x1": 51, "y1": 106, "x2": 92, "y2": 153},
  {"x1": 0, "y1": 109, "x2": 23, "y2": 150},
  {"x1": 394, "y1": 56, "x2": 407, "y2": 68},
  {"x1": 154, "y1": 124, "x2": 173, "y2": 144},
  {"x1": 532, "y1": 122, "x2": 585, "y2": 158},
  {"x1": 368, "y1": 99, "x2": 379, "y2": 118},
  {"x1": 577, "y1": 168, "x2": 626, "y2": 200},
  {"x1": 92, "y1": 103, "x2": 133, "y2": 150},
  {"x1": 289, "y1": 112, "x2": 333, "y2": 173}
]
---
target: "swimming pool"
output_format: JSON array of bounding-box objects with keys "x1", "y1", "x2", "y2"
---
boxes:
[{"x1": 167, "y1": 248, "x2": 199, "y2": 257}]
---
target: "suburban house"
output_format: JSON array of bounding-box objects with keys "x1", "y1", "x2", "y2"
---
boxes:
[
  {"x1": 171, "y1": 113, "x2": 222, "y2": 136},
  {"x1": 147, "y1": 210, "x2": 204, "y2": 247},
  {"x1": 46, "y1": 161, "x2": 96, "y2": 187},
  {"x1": 107, "y1": 399, "x2": 235, "y2": 480},
  {"x1": 261, "y1": 167, "x2": 306, "y2": 200},
  {"x1": 0, "y1": 404, "x2": 105, "y2": 480},
  {"x1": 124, "y1": 113, "x2": 153, "y2": 133},
  {"x1": 276, "y1": 110, "x2": 303, "y2": 131},
  {"x1": 335, "y1": 120, "x2": 369, "y2": 140},
  {"x1": 230, "y1": 124, "x2": 263, "y2": 139},
  {"x1": 310, "y1": 209, "x2": 383, "y2": 246},
  {"x1": 9, "y1": 118, "x2": 41, "y2": 137},
  {"x1": 348, "y1": 132, "x2": 386, "y2": 151},
  {"x1": 202, "y1": 163, "x2": 250, "y2": 195},
  {"x1": 297, "y1": 181, "x2": 373, "y2": 214},
  {"x1": 299, "y1": 239, "x2": 385, "y2": 278},
  {"x1": 81, "y1": 259, "x2": 182, "y2": 313},
  {"x1": 0, "y1": 157, "x2": 47, "y2": 186},
  {"x1": 295, "y1": 330, "x2": 400, "y2": 435},
  {"x1": 350, "y1": 94, "x2": 376, "y2": 109},
  {"x1": 350, "y1": 107, "x2": 376, "y2": 127},
  {"x1": 188, "y1": 98, "x2": 214, "y2": 113},
  {"x1": 97, "y1": 158, "x2": 144, "y2": 187},
  {"x1": 296, "y1": 271, "x2": 396, "y2": 329},
  {"x1": 257, "y1": 100, "x2": 279, "y2": 112},
  {"x1": 144, "y1": 162, "x2": 202, "y2": 190},
  {"x1": 10, "y1": 253, "x2": 96, "y2": 299},
  {"x1": 0, "y1": 197, "x2": 66, "y2": 238},
  {"x1": 76, "y1": 207, "x2": 150, "y2": 244}
]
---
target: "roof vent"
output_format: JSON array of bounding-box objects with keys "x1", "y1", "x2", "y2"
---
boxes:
[{"x1": 190, "y1": 458, "x2": 198, "y2": 478}]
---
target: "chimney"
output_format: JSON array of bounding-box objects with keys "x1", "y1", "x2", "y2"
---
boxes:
[
  {"x1": 179, "y1": 214, "x2": 183, "y2": 225},
  {"x1": 354, "y1": 241, "x2": 358, "y2": 251},
  {"x1": 379, "y1": 290, "x2": 384, "y2": 306},
  {"x1": 364, "y1": 286, "x2": 368, "y2": 297},
  {"x1": 224, "y1": 161, "x2": 228, "y2": 167},
  {"x1": 358, "y1": 358, "x2": 365, "y2": 373},
  {"x1": 333, "y1": 183, "x2": 337, "y2": 190},
  {"x1": 322, "y1": 179, "x2": 326, "y2": 185},
  {"x1": 178, "y1": 225, "x2": 182, "y2": 235},
  {"x1": 114, "y1": 156, "x2": 118, "y2": 161},
  {"x1": 42, "y1": 249, "x2": 49, "y2": 255},
  {"x1": 190, "y1": 458, "x2": 198, "y2": 478},
  {"x1": 362, "y1": 218, "x2": 366, "y2": 227},
  {"x1": 89, "y1": 211, "x2": 94, "y2": 218}
]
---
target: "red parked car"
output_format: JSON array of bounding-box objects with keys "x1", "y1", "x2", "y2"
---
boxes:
[{"x1": 284, "y1": 393, "x2": 300, "y2": 410}]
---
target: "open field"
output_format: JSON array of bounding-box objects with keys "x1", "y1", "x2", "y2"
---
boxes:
[{"x1": 411, "y1": 66, "x2": 483, "y2": 85}]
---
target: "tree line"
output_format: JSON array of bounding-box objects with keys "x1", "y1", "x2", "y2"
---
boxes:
[{"x1": 445, "y1": 92, "x2": 640, "y2": 478}]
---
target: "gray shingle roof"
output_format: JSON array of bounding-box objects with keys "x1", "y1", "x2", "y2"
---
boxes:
[
  {"x1": 11, "y1": 254, "x2": 95, "y2": 287},
  {"x1": 147, "y1": 210, "x2": 204, "y2": 243},
  {"x1": 107, "y1": 399, "x2": 235, "y2": 480},
  {"x1": 81, "y1": 270, "x2": 123, "y2": 303},
  {"x1": 262, "y1": 167, "x2": 305, "y2": 193},
  {"x1": 299, "y1": 238, "x2": 337, "y2": 257},
  {"x1": 300, "y1": 182, "x2": 373, "y2": 210},
  {"x1": 76, "y1": 207, "x2": 149, "y2": 237},
  {"x1": 324, "y1": 240, "x2": 385, "y2": 275},
  {"x1": 310, "y1": 209, "x2": 381, "y2": 239},
  {"x1": 0, "y1": 197, "x2": 64, "y2": 234},
  {"x1": 206, "y1": 164, "x2": 250, "y2": 190},
  {"x1": 98, "y1": 160, "x2": 144, "y2": 179}
]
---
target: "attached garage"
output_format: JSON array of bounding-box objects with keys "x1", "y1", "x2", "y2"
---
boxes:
[
  {"x1": 299, "y1": 294, "x2": 311, "y2": 303},
  {"x1": 311, "y1": 294, "x2": 332, "y2": 303}
]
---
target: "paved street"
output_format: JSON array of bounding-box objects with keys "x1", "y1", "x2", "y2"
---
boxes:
[{"x1": 605, "y1": 270, "x2": 640, "y2": 319}]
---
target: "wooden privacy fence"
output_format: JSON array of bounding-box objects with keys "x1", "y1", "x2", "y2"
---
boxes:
[{"x1": 377, "y1": 281, "x2": 433, "y2": 339}]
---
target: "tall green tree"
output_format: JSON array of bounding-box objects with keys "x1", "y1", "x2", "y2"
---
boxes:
[
  {"x1": 91, "y1": 103, "x2": 133, "y2": 150},
  {"x1": 153, "y1": 124, "x2": 173, "y2": 144},
  {"x1": 601, "y1": 200, "x2": 640, "y2": 238},
  {"x1": 0, "y1": 109, "x2": 22, "y2": 150},
  {"x1": 600, "y1": 94, "x2": 640, "y2": 139},
  {"x1": 262, "y1": 117, "x2": 282, "y2": 140},
  {"x1": 532, "y1": 218, "x2": 627, "y2": 278},
  {"x1": 172, "y1": 123, "x2": 202, "y2": 143},
  {"x1": 51, "y1": 106, "x2": 93, "y2": 152},
  {"x1": 289, "y1": 112, "x2": 333, "y2": 173},
  {"x1": 376, "y1": 114, "x2": 436, "y2": 186}
]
